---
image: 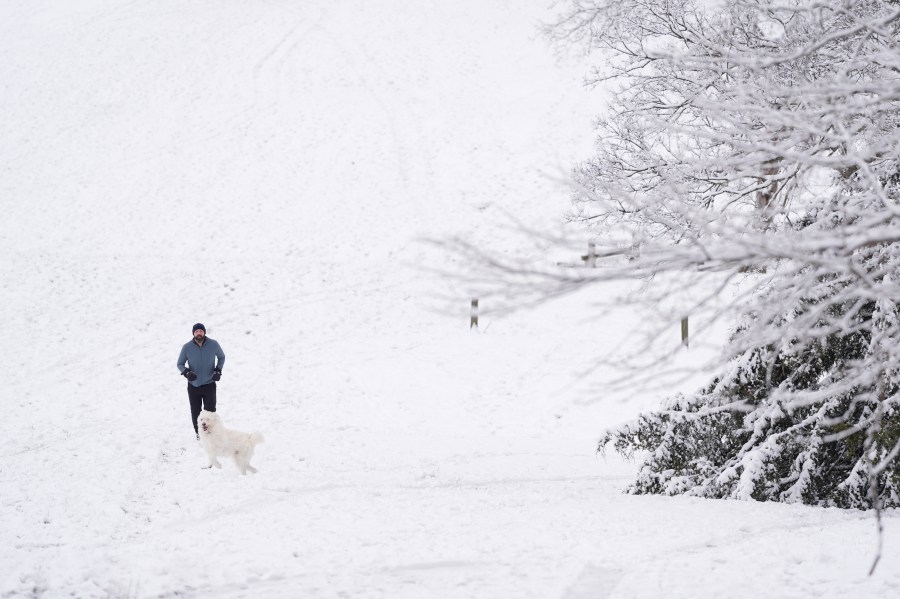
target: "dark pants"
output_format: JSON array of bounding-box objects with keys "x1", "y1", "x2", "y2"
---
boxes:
[{"x1": 188, "y1": 382, "x2": 217, "y2": 434}]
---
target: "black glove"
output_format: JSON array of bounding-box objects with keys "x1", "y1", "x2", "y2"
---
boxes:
[
  {"x1": 183, "y1": 370, "x2": 198, "y2": 382},
  {"x1": 212, "y1": 369, "x2": 222, "y2": 382}
]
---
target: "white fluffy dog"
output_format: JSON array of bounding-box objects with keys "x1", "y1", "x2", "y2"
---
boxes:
[{"x1": 197, "y1": 410, "x2": 264, "y2": 474}]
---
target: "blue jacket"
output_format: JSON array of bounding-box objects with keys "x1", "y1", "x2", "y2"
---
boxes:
[{"x1": 177, "y1": 338, "x2": 225, "y2": 387}]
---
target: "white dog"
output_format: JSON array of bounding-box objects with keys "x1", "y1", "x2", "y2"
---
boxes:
[{"x1": 197, "y1": 410, "x2": 264, "y2": 474}]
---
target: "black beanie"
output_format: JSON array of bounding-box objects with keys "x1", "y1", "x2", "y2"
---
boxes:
[{"x1": 192, "y1": 323, "x2": 206, "y2": 333}]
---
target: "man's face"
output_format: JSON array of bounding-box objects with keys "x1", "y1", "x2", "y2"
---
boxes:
[{"x1": 194, "y1": 328, "x2": 205, "y2": 342}]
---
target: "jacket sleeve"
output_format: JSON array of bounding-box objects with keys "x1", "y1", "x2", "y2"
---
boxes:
[
  {"x1": 215, "y1": 341, "x2": 225, "y2": 371},
  {"x1": 177, "y1": 344, "x2": 189, "y2": 374}
]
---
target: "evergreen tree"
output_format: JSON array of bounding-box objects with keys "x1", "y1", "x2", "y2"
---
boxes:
[{"x1": 601, "y1": 296, "x2": 900, "y2": 508}]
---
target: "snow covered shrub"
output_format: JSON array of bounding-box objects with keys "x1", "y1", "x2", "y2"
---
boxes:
[{"x1": 600, "y1": 319, "x2": 900, "y2": 508}]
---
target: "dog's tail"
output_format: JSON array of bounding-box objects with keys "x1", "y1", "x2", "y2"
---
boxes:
[{"x1": 250, "y1": 431, "x2": 264, "y2": 447}]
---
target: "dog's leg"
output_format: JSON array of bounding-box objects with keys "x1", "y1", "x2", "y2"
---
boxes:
[
  {"x1": 234, "y1": 453, "x2": 247, "y2": 475},
  {"x1": 246, "y1": 465, "x2": 257, "y2": 474},
  {"x1": 201, "y1": 452, "x2": 219, "y2": 469},
  {"x1": 205, "y1": 452, "x2": 222, "y2": 469}
]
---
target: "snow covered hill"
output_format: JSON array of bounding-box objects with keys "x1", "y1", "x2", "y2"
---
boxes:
[{"x1": 1, "y1": 1, "x2": 897, "y2": 597}]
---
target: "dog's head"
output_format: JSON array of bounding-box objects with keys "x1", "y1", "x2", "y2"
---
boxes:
[{"x1": 198, "y1": 410, "x2": 221, "y2": 434}]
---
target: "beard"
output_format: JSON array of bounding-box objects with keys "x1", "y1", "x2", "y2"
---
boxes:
[{"x1": 194, "y1": 334, "x2": 205, "y2": 343}]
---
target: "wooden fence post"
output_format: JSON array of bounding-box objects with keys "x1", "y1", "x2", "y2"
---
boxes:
[
  {"x1": 470, "y1": 299, "x2": 479, "y2": 329},
  {"x1": 581, "y1": 241, "x2": 597, "y2": 267},
  {"x1": 681, "y1": 317, "x2": 689, "y2": 348}
]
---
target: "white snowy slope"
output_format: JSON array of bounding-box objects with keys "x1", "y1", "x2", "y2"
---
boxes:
[{"x1": 0, "y1": 1, "x2": 897, "y2": 598}]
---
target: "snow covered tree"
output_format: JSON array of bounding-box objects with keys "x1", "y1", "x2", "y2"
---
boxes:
[
  {"x1": 544, "y1": 0, "x2": 900, "y2": 509},
  {"x1": 446, "y1": 0, "x2": 900, "y2": 510}
]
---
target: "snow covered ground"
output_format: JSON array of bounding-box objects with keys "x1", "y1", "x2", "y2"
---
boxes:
[{"x1": 1, "y1": 1, "x2": 897, "y2": 597}]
